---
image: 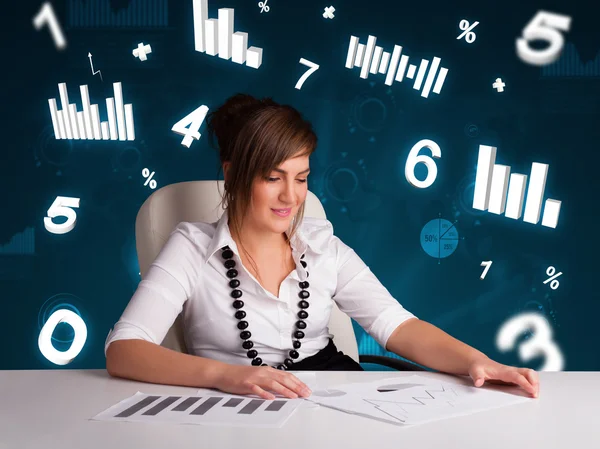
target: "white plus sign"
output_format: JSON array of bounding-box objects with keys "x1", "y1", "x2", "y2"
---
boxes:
[
  {"x1": 493, "y1": 78, "x2": 505, "y2": 92},
  {"x1": 323, "y1": 6, "x2": 335, "y2": 19},
  {"x1": 133, "y1": 43, "x2": 152, "y2": 61}
]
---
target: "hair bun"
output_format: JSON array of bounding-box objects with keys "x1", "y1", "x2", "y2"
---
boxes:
[{"x1": 207, "y1": 93, "x2": 275, "y2": 152}]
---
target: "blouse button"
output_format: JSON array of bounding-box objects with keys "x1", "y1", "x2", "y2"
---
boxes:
[
  {"x1": 222, "y1": 249, "x2": 234, "y2": 259},
  {"x1": 230, "y1": 289, "x2": 243, "y2": 299},
  {"x1": 289, "y1": 350, "x2": 299, "y2": 359},
  {"x1": 298, "y1": 300, "x2": 309, "y2": 309},
  {"x1": 229, "y1": 279, "x2": 240, "y2": 288},
  {"x1": 284, "y1": 358, "x2": 294, "y2": 367},
  {"x1": 247, "y1": 349, "x2": 258, "y2": 359},
  {"x1": 235, "y1": 310, "x2": 246, "y2": 320},
  {"x1": 294, "y1": 330, "x2": 305, "y2": 339},
  {"x1": 298, "y1": 310, "x2": 308, "y2": 319},
  {"x1": 226, "y1": 269, "x2": 238, "y2": 278},
  {"x1": 233, "y1": 300, "x2": 244, "y2": 309},
  {"x1": 224, "y1": 259, "x2": 236, "y2": 269},
  {"x1": 293, "y1": 340, "x2": 301, "y2": 349},
  {"x1": 296, "y1": 320, "x2": 306, "y2": 329},
  {"x1": 237, "y1": 320, "x2": 249, "y2": 330},
  {"x1": 252, "y1": 357, "x2": 263, "y2": 366},
  {"x1": 299, "y1": 281, "x2": 309, "y2": 289},
  {"x1": 242, "y1": 340, "x2": 254, "y2": 350}
]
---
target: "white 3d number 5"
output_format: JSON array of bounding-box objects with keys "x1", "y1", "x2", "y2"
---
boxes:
[
  {"x1": 44, "y1": 196, "x2": 80, "y2": 234},
  {"x1": 516, "y1": 10, "x2": 572, "y2": 66}
]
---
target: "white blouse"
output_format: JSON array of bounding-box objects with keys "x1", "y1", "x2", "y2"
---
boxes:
[{"x1": 104, "y1": 211, "x2": 417, "y2": 366}]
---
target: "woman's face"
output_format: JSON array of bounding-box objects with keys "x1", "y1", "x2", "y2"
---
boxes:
[{"x1": 249, "y1": 153, "x2": 310, "y2": 235}]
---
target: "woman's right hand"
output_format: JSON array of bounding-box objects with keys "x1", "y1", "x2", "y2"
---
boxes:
[{"x1": 214, "y1": 365, "x2": 312, "y2": 400}]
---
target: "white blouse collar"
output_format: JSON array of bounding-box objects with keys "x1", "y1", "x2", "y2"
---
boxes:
[{"x1": 204, "y1": 210, "x2": 328, "y2": 266}]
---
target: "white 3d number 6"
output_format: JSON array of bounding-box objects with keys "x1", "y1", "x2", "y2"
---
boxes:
[
  {"x1": 404, "y1": 139, "x2": 442, "y2": 189},
  {"x1": 516, "y1": 10, "x2": 572, "y2": 66},
  {"x1": 44, "y1": 196, "x2": 80, "y2": 234}
]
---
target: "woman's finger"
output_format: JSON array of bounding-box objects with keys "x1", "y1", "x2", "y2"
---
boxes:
[
  {"x1": 250, "y1": 383, "x2": 276, "y2": 400},
  {"x1": 279, "y1": 372, "x2": 311, "y2": 397},
  {"x1": 264, "y1": 379, "x2": 300, "y2": 399},
  {"x1": 521, "y1": 368, "x2": 539, "y2": 396},
  {"x1": 507, "y1": 370, "x2": 535, "y2": 396}
]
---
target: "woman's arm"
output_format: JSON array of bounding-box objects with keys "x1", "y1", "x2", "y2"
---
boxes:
[
  {"x1": 385, "y1": 318, "x2": 539, "y2": 397},
  {"x1": 385, "y1": 318, "x2": 488, "y2": 375}
]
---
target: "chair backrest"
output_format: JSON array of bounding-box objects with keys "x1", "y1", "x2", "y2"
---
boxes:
[{"x1": 134, "y1": 180, "x2": 360, "y2": 362}]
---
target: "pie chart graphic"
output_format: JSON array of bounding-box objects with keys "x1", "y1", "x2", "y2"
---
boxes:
[{"x1": 420, "y1": 218, "x2": 460, "y2": 259}]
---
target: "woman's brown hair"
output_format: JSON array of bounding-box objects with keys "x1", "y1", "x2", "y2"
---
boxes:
[{"x1": 206, "y1": 93, "x2": 318, "y2": 280}]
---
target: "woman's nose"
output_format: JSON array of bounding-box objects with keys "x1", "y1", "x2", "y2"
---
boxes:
[{"x1": 280, "y1": 181, "x2": 296, "y2": 202}]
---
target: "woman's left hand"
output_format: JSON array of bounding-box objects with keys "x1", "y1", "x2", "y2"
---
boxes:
[{"x1": 468, "y1": 357, "x2": 539, "y2": 398}]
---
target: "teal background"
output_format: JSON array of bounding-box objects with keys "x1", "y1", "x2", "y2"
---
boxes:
[{"x1": 1, "y1": 0, "x2": 599, "y2": 371}]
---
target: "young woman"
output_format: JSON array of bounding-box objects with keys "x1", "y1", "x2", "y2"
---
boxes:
[{"x1": 105, "y1": 93, "x2": 539, "y2": 401}]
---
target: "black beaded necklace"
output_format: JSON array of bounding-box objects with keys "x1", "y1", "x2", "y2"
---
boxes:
[{"x1": 220, "y1": 245, "x2": 310, "y2": 370}]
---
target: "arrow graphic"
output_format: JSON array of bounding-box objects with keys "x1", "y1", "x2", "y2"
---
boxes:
[{"x1": 87, "y1": 52, "x2": 103, "y2": 81}]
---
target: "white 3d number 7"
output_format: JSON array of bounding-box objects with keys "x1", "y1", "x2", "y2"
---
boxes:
[
  {"x1": 172, "y1": 105, "x2": 209, "y2": 148},
  {"x1": 516, "y1": 10, "x2": 572, "y2": 66}
]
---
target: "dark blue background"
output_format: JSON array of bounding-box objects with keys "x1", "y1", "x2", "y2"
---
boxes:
[{"x1": 2, "y1": 0, "x2": 598, "y2": 371}]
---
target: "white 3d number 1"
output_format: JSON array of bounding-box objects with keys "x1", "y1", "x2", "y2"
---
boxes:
[{"x1": 516, "y1": 10, "x2": 572, "y2": 66}]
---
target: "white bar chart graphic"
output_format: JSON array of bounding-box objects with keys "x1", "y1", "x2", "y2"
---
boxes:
[
  {"x1": 192, "y1": 0, "x2": 263, "y2": 69},
  {"x1": 48, "y1": 82, "x2": 135, "y2": 141},
  {"x1": 473, "y1": 145, "x2": 561, "y2": 228},
  {"x1": 345, "y1": 34, "x2": 448, "y2": 98}
]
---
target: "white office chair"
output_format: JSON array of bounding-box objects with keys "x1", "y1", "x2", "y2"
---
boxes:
[{"x1": 135, "y1": 180, "x2": 427, "y2": 371}]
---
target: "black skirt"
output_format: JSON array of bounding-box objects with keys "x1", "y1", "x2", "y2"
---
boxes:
[{"x1": 289, "y1": 338, "x2": 364, "y2": 371}]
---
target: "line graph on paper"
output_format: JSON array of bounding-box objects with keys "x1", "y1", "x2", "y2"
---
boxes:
[
  {"x1": 306, "y1": 375, "x2": 530, "y2": 426},
  {"x1": 91, "y1": 391, "x2": 304, "y2": 428}
]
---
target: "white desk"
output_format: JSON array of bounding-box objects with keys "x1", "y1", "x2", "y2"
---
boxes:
[{"x1": 1, "y1": 370, "x2": 598, "y2": 449}]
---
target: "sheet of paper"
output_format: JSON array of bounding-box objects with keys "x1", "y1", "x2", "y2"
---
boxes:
[
  {"x1": 304, "y1": 374, "x2": 533, "y2": 426},
  {"x1": 90, "y1": 391, "x2": 305, "y2": 428}
]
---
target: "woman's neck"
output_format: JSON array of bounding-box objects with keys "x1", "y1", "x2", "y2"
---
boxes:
[{"x1": 230, "y1": 224, "x2": 289, "y2": 260}]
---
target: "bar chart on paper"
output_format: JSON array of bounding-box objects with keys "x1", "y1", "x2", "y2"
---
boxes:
[
  {"x1": 345, "y1": 34, "x2": 449, "y2": 98},
  {"x1": 472, "y1": 144, "x2": 561, "y2": 228},
  {"x1": 91, "y1": 391, "x2": 303, "y2": 428},
  {"x1": 192, "y1": 0, "x2": 263, "y2": 69},
  {"x1": 48, "y1": 82, "x2": 135, "y2": 141}
]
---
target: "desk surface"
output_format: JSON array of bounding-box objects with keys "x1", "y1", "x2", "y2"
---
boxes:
[{"x1": 1, "y1": 370, "x2": 598, "y2": 449}]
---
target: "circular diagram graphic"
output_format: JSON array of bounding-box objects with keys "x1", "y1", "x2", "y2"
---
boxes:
[{"x1": 420, "y1": 218, "x2": 460, "y2": 259}]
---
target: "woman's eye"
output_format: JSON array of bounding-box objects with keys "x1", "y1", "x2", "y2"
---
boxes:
[{"x1": 266, "y1": 177, "x2": 307, "y2": 183}]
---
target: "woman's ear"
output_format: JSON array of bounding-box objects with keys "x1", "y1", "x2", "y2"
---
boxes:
[{"x1": 222, "y1": 161, "x2": 231, "y2": 183}]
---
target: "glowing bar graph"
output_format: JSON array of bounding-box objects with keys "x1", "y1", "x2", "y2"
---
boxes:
[
  {"x1": 192, "y1": 0, "x2": 263, "y2": 69},
  {"x1": 345, "y1": 34, "x2": 448, "y2": 98},
  {"x1": 473, "y1": 145, "x2": 561, "y2": 228},
  {"x1": 48, "y1": 82, "x2": 136, "y2": 141}
]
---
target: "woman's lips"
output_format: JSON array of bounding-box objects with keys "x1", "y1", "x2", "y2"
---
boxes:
[{"x1": 272, "y1": 208, "x2": 291, "y2": 217}]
